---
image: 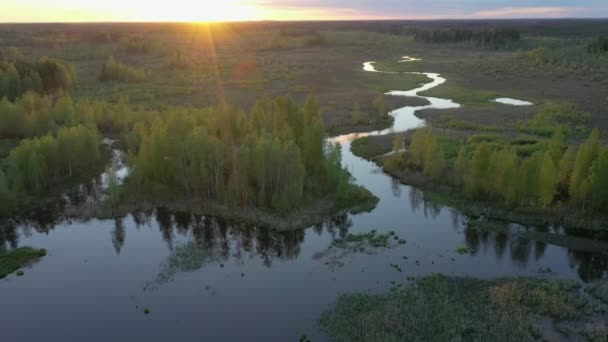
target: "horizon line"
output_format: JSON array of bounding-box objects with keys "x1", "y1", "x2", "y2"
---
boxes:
[{"x1": 2, "y1": 17, "x2": 608, "y2": 25}]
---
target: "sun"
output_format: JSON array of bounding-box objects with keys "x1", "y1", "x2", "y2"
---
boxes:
[{"x1": 138, "y1": 0, "x2": 262, "y2": 22}]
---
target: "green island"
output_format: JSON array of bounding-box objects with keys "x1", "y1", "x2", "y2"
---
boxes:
[{"x1": 0, "y1": 247, "x2": 47, "y2": 278}]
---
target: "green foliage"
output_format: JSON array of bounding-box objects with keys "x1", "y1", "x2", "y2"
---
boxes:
[
  {"x1": 331, "y1": 231, "x2": 394, "y2": 249},
  {"x1": 456, "y1": 245, "x2": 469, "y2": 254},
  {"x1": 467, "y1": 142, "x2": 491, "y2": 197},
  {"x1": 569, "y1": 129, "x2": 600, "y2": 206},
  {"x1": 99, "y1": 56, "x2": 147, "y2": 83},
  {"x1": 385, "y1": 128, "x2": 607, "y2": 213},
  {"x1": 168, "y1": 52, "x2": 192, "y2": 69},
  {"x1": 0, "y1": 170, "x2": 15, "y2": 216},
  {"x1": 0, "y1": 57, "x2": 75, "y2": 101},
  {"x1": 590, "y1": 148, "x2": 608, "y2": 210},
  {"x1": 4, "y1": 125, "x2": 101, "y2": 197},
  {"x1": 106, "y1": 166, "x2": 122, "y2": 210},
  {"x1": 120, "y1": 36, "x2": 160, "y2": 55},
  {"x1": 321, "y1": 275, "x2": 598, "y2": 342},
  {"x1": 559, "y1": 146, "x2": 577, "y2": 188},
  {"x1": 351, "y1": 137, "x2": 390, "y2": 161},
  {"x1": 538, "y1": 152, "x2": 559, "y2": 207},
  {"x1": 127, "y1": 95, "x2": 369, "y2": 214},
  {"x1": 372, "y1": 94, "x2": 386, "y2": 122},
  {"x1": 518, "y1": 104, "x2": 590, "y2": 138},
  {"x1": 0, "y1": 247, "x2": 46, "y2": 279},
  {"x1": 587, "y1": 36, "x2": 608, "y2": 54},
  {"x1": 392, "y1": 134, "x2": 403, "y2": 152}
]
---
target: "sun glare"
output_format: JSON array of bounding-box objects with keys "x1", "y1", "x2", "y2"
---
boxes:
[{"x1": 134, "y1": 0, "x2": 261, "y2": 22}]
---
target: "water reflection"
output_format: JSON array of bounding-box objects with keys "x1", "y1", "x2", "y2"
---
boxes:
[{"x1": 405, "y1": 188, "x2": 608, "y2": 282}]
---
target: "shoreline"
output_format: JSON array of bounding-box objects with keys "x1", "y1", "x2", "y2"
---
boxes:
[
  {"x1": 61, "y1": 185, "x2": 379, "y2": 231},
  {"x1": 377, "y1": 153, "x2": 608, "y2": 236}
]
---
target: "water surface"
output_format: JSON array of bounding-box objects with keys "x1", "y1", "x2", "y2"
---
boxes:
[{"x1": 493, "y1": 97, "x2": 534, "y2": 106}]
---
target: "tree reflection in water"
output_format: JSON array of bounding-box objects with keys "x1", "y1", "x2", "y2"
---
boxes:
[
  {"x1": 1, "y1": 202, "x2": 606, "y2": 284},
  {"x1": 407, "y1": 187, "x2": 608, "y2": 282},
  {"x1": 143, "y1": 209, "x2": 352, "y2": 289}
]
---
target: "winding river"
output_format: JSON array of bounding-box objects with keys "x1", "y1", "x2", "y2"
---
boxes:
[{"x1": 1, "y1": 57, "x2": 606, "y2": 342}]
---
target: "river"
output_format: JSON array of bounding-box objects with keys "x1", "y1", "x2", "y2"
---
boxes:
[{"x1": 1, "y1": 57, "x2": 606, "y2": 342}]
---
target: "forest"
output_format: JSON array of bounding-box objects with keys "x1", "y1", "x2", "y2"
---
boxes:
[
  {"x1": 404, "y1": 27, "x2": 521, "y2": 48},
  {"x1": 0, "y1": 85, "x2": 374, "y2": 218},
  {"x1": 125, "y1": 95, "x2": 373, "y2": 214},
  {"x1": 0, "y1": 56, "x2": 75, "y2": 101},
  {"x1": 384, "y1": 127, "x2": 608, "y2": 213}
]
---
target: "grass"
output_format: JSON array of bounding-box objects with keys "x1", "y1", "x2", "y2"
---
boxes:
[
  {"x1": 321, "y1": 274, "x2": 608, "y2": 342},
  {"x1": 419, "y1": 84, "x2": 499, "y2": 106},
  {"x1": 351, "y1": 137, "x2": 392, "y2": 161},
  {"x1": 456, "y1": 245, "x2": 470, "y2": 254},
  {"x1": 331, "y1": 231, "x2": 395, "y2": 249},
  {"x1": 0, "y1": 247, "x2": 47, "y2": 279}
]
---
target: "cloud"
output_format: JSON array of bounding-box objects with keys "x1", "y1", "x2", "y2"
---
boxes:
[
  {"x1": 472, "y1": 6, "x2": 583, "y2": 18},
  {"x1": 256, "y1": 1, "x2": 603, "y2": 20}
]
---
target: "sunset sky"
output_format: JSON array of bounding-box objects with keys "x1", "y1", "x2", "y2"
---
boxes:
[{"x1": 2, "y1": 0, "x2": 607, "y2": 22}]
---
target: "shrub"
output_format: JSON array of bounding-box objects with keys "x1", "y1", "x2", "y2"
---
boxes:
[{"x1": 99, "y1": 56, "x2": 147, "y2": 82}]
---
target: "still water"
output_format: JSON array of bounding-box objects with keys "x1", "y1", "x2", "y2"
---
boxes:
[{"x1": 1, "y1": 57, "x2": 605, "y2": 342}]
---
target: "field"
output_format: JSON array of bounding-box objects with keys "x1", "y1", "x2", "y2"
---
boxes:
[{"x1": 3, "y1": 20, "x2": 606, "y2": 137}]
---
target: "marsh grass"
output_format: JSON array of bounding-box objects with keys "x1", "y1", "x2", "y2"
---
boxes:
[
  {"x1": 419, "y1": 84, "x2": 499, "y2": 106},
  {"x1": 351, "y1": 137, "x2": 391, "y2": 161},
  {"x1": 321, "y1": 275, "x2": 608, "y2": 342},
  {"x1": 331, "y1": 231, "x2": 395, "y2": 249},
  {"x1": 0, "y1": 247, "x2": 47, "y2": 279}
]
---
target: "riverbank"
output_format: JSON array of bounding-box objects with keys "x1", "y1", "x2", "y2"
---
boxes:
[
  {"x1": 348, "y1": 130, "x2": 608, "y2": 235},
  {"x1": 379, "y1": 153, "x2": 608, "y2": 235},
  {"x1": 63, "y1": 183, "x2": 379, "y2": 231}
]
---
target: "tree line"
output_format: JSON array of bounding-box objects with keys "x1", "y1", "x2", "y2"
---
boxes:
[
  {"x1": 587, "y1": 36, "x2": 608, "y2": 55},
  {"x1": 0, "y1": 87, "x2": 372, "y2": 216},
  {"x1": 99, "y1": 56, "x2": 148, "y2": 83},
  {"x1": 127, "y1": 96, "x2": 368, "y2": 214},
  {"x1": 385, "y1": 128, "x2": 608, "y2": 212},
  {"x1": 0, "y1": 57, "x2": 75, "y2": 102},
  {"x1": 405, "y1": 28, "x2": 521, "y2": 49},
  {"x1": 0, "y1": 125, "x2": 101, "y2": 215}
]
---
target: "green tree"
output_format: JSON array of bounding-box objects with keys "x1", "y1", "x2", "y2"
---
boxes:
[
  {"x1": 570, "y1": 129, "x2": 600, "y2": 206},
  {"x1": 392, "y1": 134, "x2": 404, "y2": 152},
  {"x1": 501, "y1": 149, "x2": 521, "y2": 207},
  {"x1": 538, "y1": 152, "x2": 558, "y2": 207},
  {"x1": 590, "y1": 148, "x2": 608, "y2": 211},
  {"x1": 106, "y1": 166, "x2": 121, "y2": 212},
  {"x1": 520, "y1": 152, "x2": 543, "y2": 206},
  {"x1": 407, "y1": 129, "x2": 428, "y2": 169},
  {"x1": 372, "y1": 94, "x2": 386, "y2": 122},
  {"x1": 0, "y1": 169, "x2": 14, "y2": 216},
  {"x1": 303, "y1": 94, "x2": 321, "y2": 126},
  {"x1": 423, "y1": 135, "x2": 445, "y2": 181},
  {"x1": 548, "y1": 128, "x2": 565, "y2": 165},
  {"x1": 453, "y1": 145, "x2": 468, "y2": 187},
  {"x1": 467, "y1": 142, "x2": 491, "y2": 197},
  {"x1": 559, "y1": 146, "x2": 577, "y2": 190}
]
